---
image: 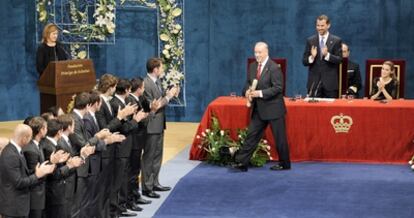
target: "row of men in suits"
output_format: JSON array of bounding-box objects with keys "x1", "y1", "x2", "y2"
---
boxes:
[{"x1": 0, "y1": 57, "x2": 179, "y2": 218}]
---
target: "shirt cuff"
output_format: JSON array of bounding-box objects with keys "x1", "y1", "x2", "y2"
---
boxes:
[
  {"x1": 324, "y1": 53, "x2": 330, "y2": 61},
  {"x1": 308, "y1": 56, "x2": 314, "y2": 64},
  {"x1": 259, "y1": 90, "x2": 263, "y2": 98}
]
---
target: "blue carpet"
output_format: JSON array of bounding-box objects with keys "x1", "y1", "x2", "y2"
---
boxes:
[{"x1": 154, "y1": 162, "x2": 414, "y2": 218}]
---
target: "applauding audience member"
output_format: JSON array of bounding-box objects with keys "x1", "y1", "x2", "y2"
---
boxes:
[
  {"x1": 0, "y1": 124, "x2": 55, "y2": 218},
  {"x1": 370, "y1": 61, "x2": 399, "y2": 100}
]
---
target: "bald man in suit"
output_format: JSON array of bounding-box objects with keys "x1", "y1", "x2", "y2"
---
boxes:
[
  {"x1": 0, "y1": 124, "x2": 55, "y2": 218},
  {"x1": 234, "y1": 42, "x2": 290, "y2": 172}
]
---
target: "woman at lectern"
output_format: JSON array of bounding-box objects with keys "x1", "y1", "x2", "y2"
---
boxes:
[
  {"x1": 370, "y1": 61, "x2": 398, "y2": 101},
  {"x1": 36, "y1": 23, "x2": 69, "y2": 76}
]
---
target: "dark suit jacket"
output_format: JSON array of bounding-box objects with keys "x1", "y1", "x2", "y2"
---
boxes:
[
  {"x1": 83, "y1": 112, "x2": 106, "y2": 175},
  {"x1": 347, "y1": 60, "x2": 362, "y2": 95},
  {"x1": 110, "y1": 96, "x2": 139, "y2": 158},
  {"x1": 57, "y1": 137, "x2": 77, "y2": 204},
  {"x1": 0, "y1": 143, "x2": 40, "y2": 217},
  {"x1": 40, "y1": 138, "x2": 72, "y2": 206},
  {"x1": 303, "y1": 33, "x2": 342, "y2": 91},
  {"x1": 243, "y1": 58, "x2": 286, "y2": 120},
  {"x1": 68, "y1": 112, "x2": 100, "y2": 177},
  {"x1": 22, "y1": 140, "x2": 45, "y2": 210},
  {"x1": 126, "y1": 94, "x2": 148, "y2": 150},
  {"x1": 143, "y1": 76, "x2": 168, "y2": 134},
  {"x1": 96, "y1": 97, "x2": 123, "y2": 158}
]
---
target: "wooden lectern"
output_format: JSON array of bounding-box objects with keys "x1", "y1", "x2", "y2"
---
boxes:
[{"x1": 37, "y1": 59, "x2": 96, "y2": 114}]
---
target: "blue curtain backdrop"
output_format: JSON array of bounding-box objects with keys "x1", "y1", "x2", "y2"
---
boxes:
[{"x1": 0, "y1": 0, "x2": 413, "y2": 121}]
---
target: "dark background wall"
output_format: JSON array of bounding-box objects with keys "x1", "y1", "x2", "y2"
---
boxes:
[{"x1": 1, "y1": 0, "x2": 413, "y2": 121}]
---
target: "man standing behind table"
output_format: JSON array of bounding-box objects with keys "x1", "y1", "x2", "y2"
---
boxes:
[
  {"x1": 233, "y1": 42, "x2": 290, "y2": 172},
  {"x1": 303, "y1": 14, "x2": 342, "y2": 98}
]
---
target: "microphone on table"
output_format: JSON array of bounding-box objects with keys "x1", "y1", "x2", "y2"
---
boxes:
[
  {"x1": 307, "y1": 81, "x2": 315, "y2": 98},
  {"x1": 246, "y1": 79, "x2": 258, "y2": 108},
  {"x1": 308, "y1": 80, "x2": 322, "y2": 103}
]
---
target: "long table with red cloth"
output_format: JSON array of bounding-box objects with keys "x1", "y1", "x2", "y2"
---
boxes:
[{"x1": 190, "y1": 96, "x2": 414, "y2": 163}]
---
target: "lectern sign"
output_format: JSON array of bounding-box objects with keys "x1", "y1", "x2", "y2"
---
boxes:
[{"x1": 37, "y1": 59, "x2": 96, "y2": 113}]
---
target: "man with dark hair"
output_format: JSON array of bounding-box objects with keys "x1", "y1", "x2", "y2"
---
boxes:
[
  {"x1": 303, "y1": 14, "x2": 342, "y2": 98},
  {"x1": 83, "y1": 90, "x2": 126, "y2": 217},
  {"x1": 125, "y1": 77, "x2": 152, "y2": 208},
  {"x1": 0, "y1": 124, "x2": 55, "y2": 218},
  {"x1": 69, "y1": 92, "x2": 108, "y2": 218},
  {"x1": 40, "y1": 119, "x2": 72, "y2": 218},
  {"x1": 23, "y1": 117, "x2": 48, "y2": 218},
  {"x1": 95, "y1": 74, "x2": 136, "y2": 218},
  {"x1": 109, "y1": 79, "x2": 147, "y2": 216},
  {"x1": 342, "y1": 43, "x2": 362, "y2": 98},
  {"x1": 57, "y1": 114, "x2": 84, "y2": 218},
  {"x1": 142, "y1": 57, "x2": 179, "y2": 198}
]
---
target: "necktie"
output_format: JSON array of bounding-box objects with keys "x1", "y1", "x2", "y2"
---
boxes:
[
  {"x1": 256, "y1": 63, "x2": 262, "y2": 80},
  {"x1": 92, "y1": 115, "x2": 98, "y2": 127},
  {"x1": 106, "y1": 100, "x2": 112, "y2": 115},
  {"x1": 156, "y1": 79, "x2": 162, "y2": 93},
  {"x1": 320, "y1": 37, "x2": 325, "y2": 59}
]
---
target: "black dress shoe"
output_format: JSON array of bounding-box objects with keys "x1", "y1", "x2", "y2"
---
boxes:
[
  {"x1": 136, "y1": 196, "x2": 152, "y2": 204},
  {"x1": 126, "y1": 202, "x2": 143, "y2": 212},
  {"x1": 270, "y1": 164, "x2": 291, "y2": 171},
  {"x1": 153, "y1": 185, "x2": 171, "y2": 191},
  {"x1": 142, "y1": 191, "x2": 160, "y2": 198},
  {"x1": 119, "y1": 211, "x2": 137, "y2": 217},
  {"x1": 231, "y1": 162, "x2": 248, "y2": 172}
]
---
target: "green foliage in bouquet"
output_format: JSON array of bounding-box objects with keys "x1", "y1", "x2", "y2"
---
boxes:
[
  {"x1": 197, "y1": 116, "x2": 235, "y2": 165},
  {"x1": 197, "y1": 115, "x2": 271, "y2": 167}
]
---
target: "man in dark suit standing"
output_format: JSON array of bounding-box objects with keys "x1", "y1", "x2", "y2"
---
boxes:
[
  {"x1": 57, "y1": 114, "x2": 85, "y2": 218},
  {"x1": 125, "y1": 77, "x2": 152, "y2": 208},
  {"x1": 142, "y1": 58, "x2": 179, "y2": 198},
  {"x1": 109, "y1": 79, "x2": 147, "y2": 217},
  {"x1": 22, "y1": 117, "x2": 47, "y2": 218},
  {"x1": 95, "y1": 74, "x2": 136, "y2": 218},
  {"x1": 342, "y1": 43, "x2": 362, "y2": 98},
  {"x1": 0, "y1": 124, "x2": 55, "y2": 218},
  {"x1": 233, "y1": 42, "x2": 290, "y2": 172},
  {"x1": 303, "y1": 14, "x2": 342, "y2": 98}
]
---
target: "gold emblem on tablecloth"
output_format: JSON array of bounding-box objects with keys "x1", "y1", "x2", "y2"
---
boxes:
[{"x1": 330, "y1": 113, "x2": 353, "y2": 133}]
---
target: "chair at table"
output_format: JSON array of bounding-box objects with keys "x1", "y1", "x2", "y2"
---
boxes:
[
  {"x1": 247, "y1": 58, "x2": 287, "y2": 96},
  {"x1": 364, "y1": 59, "x2": 405, "y2": 98}
]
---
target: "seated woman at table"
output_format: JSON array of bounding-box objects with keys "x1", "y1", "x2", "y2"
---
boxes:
[{"x1": 370, "y1": 61, "x2": 398, "y2": 100}]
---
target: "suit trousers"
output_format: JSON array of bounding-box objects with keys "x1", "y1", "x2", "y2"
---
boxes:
[
  {"x1": 235, "y1": 109, "x2": 290, "y2": 167},
  {"x1": 97, "y1": 156, "x2": 114, "y2": 218},
  {"x1": 78, "y1": 175, "x2": 99, "y2": 218},
  {"x1": 110, "y1": 157, "x2": 128, "y2": 215},
  {"x1": 127, "y1": 147, "x2": 144, "y2": 202},
  {"x1": 28, "y1": 210, "x2": 43, "y2": 218},
  {"x1": 141, "y1": 133, "x2": 164, "y2": 192},
  {"x1": 45, "y1": 204, "x2": 66, "y2": 218}
]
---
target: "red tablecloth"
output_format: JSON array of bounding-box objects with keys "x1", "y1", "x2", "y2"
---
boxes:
[{"x1": 190, "y1": 96, "x2": 414, "y2": 163}]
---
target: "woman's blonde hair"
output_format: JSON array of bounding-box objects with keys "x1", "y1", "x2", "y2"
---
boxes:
[
  {"x1": 41, "y1": 23, "x2": 59, "y2": 43},
  {"x1": 383, "y1": 61, "x2": 398, "y2": 81}
]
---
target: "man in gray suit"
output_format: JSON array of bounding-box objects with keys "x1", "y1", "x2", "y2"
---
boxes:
[
  {"x1": 303, "y1": 14, "x2": 342, "y2": 98},
  {"x1": 141, "y1": 57, "x2": 179, "y2": 198}
]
